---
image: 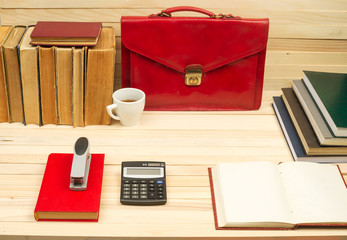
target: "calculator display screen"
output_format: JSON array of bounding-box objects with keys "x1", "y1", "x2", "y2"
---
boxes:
[
  {"x1": 124, "y1": 167, "x2": 164, "y2": 178},
  {"x1": 127, "y1": 168, "x2": 161, "y2": 176}
]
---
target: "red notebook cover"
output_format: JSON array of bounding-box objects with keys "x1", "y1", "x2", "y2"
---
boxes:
[
  {"x1": 31, "y1": 21, "x2": 101, "y2": 39},
  {"x1": 30, "y1": 21, "x2": 102, "y2": 46},
  {"x1": 34, "y1": 153, "x2": 104, "y2": 221}
]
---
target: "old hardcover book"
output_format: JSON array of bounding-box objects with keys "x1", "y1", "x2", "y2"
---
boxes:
[
  {"x1": 39, "y1": 46, "x2": 58, "y2": 125},
  {"x1": 303, "y1": 71, "x2": 347, "y2": 137},
  {"x1": 293, "y1": 80, "x2": 347, "y2": 146},
  {"x1": 55, "y1": 47, "x2": 73, "y2": 125},
  {"x1": 210, "y1": 161, "x2": 347, "y2": 229},
  {"x1": 19, "y1": 26, "x2": 41, "y2": 125},
  {"x1": 0, "y1": 26, "x2": 12, "y2": 123},
  {"x1": 85, "y1": 27, "x2": 115, "y2": 126},
  {"x1": 282, "y1": 88, "x2": 347, "y2": 155},
  {"x1": 2, "y1": 26, "x2": 26, "y2": 123},
  {"x1": 273, "y1": 96, "x2": 347, "y2": 163},
  {"x1": 34, "y1": 153, "x2": 104, "y2": 221},
  {"x1": 72, "y1": 47, "x2": 85, "y2": 127},
  {"x1": 30, "y1": 21, "x2": 102, "y2": 46}
]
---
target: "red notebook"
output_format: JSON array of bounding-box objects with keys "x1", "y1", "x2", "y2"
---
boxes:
[
  {"x1": 34, "y1": 153, "x2": 104, "y2": 221},
  {"x1": 30, "y1": 21, "x2": 102, "y2": 46}
]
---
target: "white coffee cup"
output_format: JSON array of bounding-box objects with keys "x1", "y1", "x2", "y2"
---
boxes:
[{"x1": 106, "y1": 88, "x2": 145, "y2": 127}]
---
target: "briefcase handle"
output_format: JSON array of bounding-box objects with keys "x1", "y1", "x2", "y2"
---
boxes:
[{"x1": 152, "y1": 6, "x2": 241, "y2": 19}]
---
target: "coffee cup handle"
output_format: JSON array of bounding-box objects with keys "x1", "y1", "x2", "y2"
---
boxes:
[{"x1": 106, "y1": 104, "x2": 120, "y2": 121}]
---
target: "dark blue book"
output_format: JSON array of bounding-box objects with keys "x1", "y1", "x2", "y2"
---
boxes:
[{"x1": 272, "y1": 96, "x2": 347, "y2": 163}]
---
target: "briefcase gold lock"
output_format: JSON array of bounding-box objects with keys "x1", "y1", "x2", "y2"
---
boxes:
[{"x1": 185, "y1": 65, "x2": 203, "y2": 86}]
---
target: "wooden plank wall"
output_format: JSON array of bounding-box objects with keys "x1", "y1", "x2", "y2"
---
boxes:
[{"x1": 1, "y1": 0, "x2": 347, "y2": 91}]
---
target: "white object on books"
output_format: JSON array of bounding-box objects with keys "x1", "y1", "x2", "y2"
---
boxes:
[{"x1": 211, "y1": 161, "x2": 347, "y2": 229}]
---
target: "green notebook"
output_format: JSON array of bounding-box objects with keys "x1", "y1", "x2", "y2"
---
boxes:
[{"x1": 303, "y1": 71, "x2": 347, "y2": 137}]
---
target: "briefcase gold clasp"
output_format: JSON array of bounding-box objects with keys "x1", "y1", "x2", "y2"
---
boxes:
[{"x1": 185, "y1": 65, "x2": 203, "y2": 86}]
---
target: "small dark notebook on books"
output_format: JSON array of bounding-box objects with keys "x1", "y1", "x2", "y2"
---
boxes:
[
  {"x1": 30, "y1": 21, "x2": 102, "y2": 46},
  {"x1": 302, "y1": 71, "x2": 347, "y2": 137},
  {"x1": 34, "y1": 153, "x2": 104, "y2": 221},
  {"x1": 293, "y1": 80, "x2": 347, "y2": 146}
]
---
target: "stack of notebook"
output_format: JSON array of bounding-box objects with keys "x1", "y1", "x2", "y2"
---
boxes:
[{"x1": 273, "y1": 70, "x2": 347, "y2": 163}]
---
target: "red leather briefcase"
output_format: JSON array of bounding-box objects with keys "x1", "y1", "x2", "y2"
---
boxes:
[{"x1": 121, "y1": 7, "x2": 269, "y2": 110}]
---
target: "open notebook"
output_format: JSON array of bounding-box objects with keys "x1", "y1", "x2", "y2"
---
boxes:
[{"x1": 209, "y1": 161, "x2": 347, "y2": 230}]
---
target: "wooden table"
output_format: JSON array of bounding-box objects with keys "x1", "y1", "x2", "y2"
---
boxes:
[{"x1": 0, "y1": 91, "x2": 346, "y2": 240}]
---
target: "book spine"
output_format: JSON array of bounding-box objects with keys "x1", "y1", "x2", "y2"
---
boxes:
[{"x1": 39, "y1": 46, "x2": 58, "y2": 125}]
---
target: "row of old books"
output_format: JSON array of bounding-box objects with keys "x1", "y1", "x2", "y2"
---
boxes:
[
  {"x1": 0, "y1": 24, "x2": 115, "y2": 127},
  {"x1": 273, "y1": 70, "x2": 347, "y2": 163}
]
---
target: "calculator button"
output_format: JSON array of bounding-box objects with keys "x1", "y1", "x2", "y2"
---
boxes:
[
  {"x1": 123, "y1": 187, "x2": 130, "y2": 191},
  {"x1": 149, "y1": 180, "x2": 155, "y2": 184},
  {"x1": 140, "y1": 180, "x2": 147, "y2": 184},
  {"x1": 131, "y1": 195, "x2": 139, "y2": 199},
  {"x1": 140, "y1": 187, "x2": 147, "y2": 191},
  {"x1": 140, "y1": 195, "x2": 147, "y2": 199},
  {"x1": 157, "y1": 195, "x2": 164, "y2": 199},
  {"x1": 132, "y1": 184, "x2": 139, "y2": 187},
  {"x1": 149, "y1": 184, "x2": 155, "y2": 188},
  {"x1": 157, "y1": 188, "x2": 163, "y2": 191},
  {"x1": 157, "y1": 191, "x2": 163, "y2": 195},
  {"x1": 149, "y1": 187, "x2": 155, "y2": 192},
  {"x1": 132, "y1": 187, "x2": 139, "y2": 191},
  {"x1": 124, "y1": 184, "x2": 131, "y2": 187},
  {"x1": 123, "y1": 191, "x2": 131, "y2": 195},
  {"x1": 123, "y1": 195, "x2": 130, "y2": 199},
  {"x1": 148, "y1": 193, "x2": 155, "y2": 199},
  {"x1": 157, "y1": 184, "x2": 163, "y2": 188},
  {"x1": 132, "y1": 180, "x2": 139, "y2": 184},
  {"x1": 124, "y1": 180, "x2": 130, "y2": 184},
  {"x1": 132, "y1": 191, "x2": 139, "y2": 195},
  {"x1": 140, "y1": 191, "x2": 147, "y2": 195},
  {"x1": 156, "y1": 180, "x2": 163, "y2": 184},
  {"x1": 140, "y1": 184, "x2": 147, "y2": 187}
]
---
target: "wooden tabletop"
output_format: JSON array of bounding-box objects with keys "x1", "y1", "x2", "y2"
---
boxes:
[{"x1": 0, "y1": 91, "x2": 346, "y2": 240}]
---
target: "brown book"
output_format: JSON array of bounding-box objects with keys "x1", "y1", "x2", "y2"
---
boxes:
[
  {"x1": 0, "y1": 26, "x2": 12, "y2": 123},
  {"x1": 72, "y1": 47, "x2": 85, "y2": 127},
  {"x1": 281, "y1": 88, "x2": 347, "y2": 155},
  {"x1": 39, "y1": 46, "x2": 57, "y2": 125},
  {"x1": 30, "y1": 21, "x2": 102, "y2": 46},
  {"x1": 55, "y1": 47, "x2": 73, "y2": 125},
  {"x1": 85, "y1": 27, "x2": 115, "y2": 126},
  {"x1": 2, "y1": 26, "x2": 26, "y2": 123},
  {"x1": 19, "y1": 26, "x2": 41, "y2": 125}
]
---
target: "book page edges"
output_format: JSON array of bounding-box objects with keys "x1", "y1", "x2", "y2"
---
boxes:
[{"x1": 35, "y1": 211, "x2": 98, "y2": 221}]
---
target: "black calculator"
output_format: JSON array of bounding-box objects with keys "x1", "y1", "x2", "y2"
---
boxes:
[{"x1": 120, "y1": 161, "x2": 167, "y2": 205}]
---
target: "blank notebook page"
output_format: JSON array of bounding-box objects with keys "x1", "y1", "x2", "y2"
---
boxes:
[
  {"x1": 217, "y1": 162, "x2": 293, "y2": 225},
  {"x1": 279, "y1": 162, "x2": 347, "y2": 224}
]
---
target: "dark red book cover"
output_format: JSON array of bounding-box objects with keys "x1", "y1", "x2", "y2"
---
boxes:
[
  {"x1": 31, "y1": 21, "x2": 102, "y2": 39},
  {"x1": 34, "y1": 153, "x2": 104, "y2": 221}
]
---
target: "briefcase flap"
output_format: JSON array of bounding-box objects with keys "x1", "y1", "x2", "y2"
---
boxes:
[{"x1": 121, "y1": 16, "x2": 269, "y2": 74}]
